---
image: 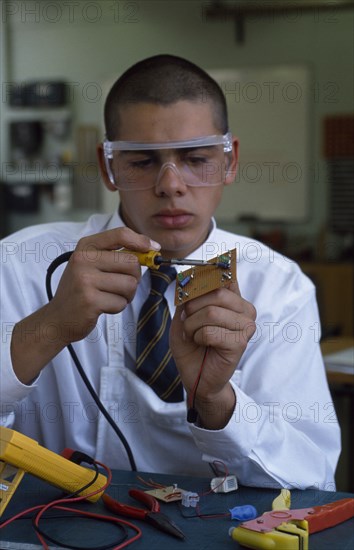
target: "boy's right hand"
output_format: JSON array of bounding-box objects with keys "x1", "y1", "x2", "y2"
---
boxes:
[
  {"x1": 12, "y1": 227, "x2": 159, "y2": 385},
  {"x1": 49, "y1": 227, "x2": 160, "y2": 344}
]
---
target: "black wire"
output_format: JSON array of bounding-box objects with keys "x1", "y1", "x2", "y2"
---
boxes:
[
  {"x1": 177, "y1": 502, "x2": 228, "y2": 520},
  {"x1": 2, "y1": 513, "x2": 128, "y2": 550},
  {"x1": 5, "y1": 462, "x2": 127, "y2": 549},
  {"x1": 192, "y1": 347, "x2": 209, "y2": 410},
  {"x1": 187, "y1": 347, "x2": 209, "y2": 424},
  {"x1": 31, "y1": 459, "x2": 98, "y2": 530},
  {"x1": 33, "y1": 515, "x2": 128, "y2": 550},
  {"x1": 63, "y1": 462, "x2": 99, "y2": 499},
  {"x1": 46, "y1": 251, "x2": 137, "y2": 471},
  {"x1": 30, "y1": 454, "x2": 128, "y2": 549}
]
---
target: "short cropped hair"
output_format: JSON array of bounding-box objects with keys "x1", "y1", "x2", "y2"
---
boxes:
[{"x1": 104, "y1": 54, "x2": 228, "y2": 139}]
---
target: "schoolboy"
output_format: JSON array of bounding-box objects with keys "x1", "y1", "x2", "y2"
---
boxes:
[{"x1": 0, "y1": 55, "x2": 340, "y2": 488}]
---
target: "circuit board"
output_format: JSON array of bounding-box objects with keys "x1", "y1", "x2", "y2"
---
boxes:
[{"x1": 174, "y1": 249, "x2": 237, "y2": 305}]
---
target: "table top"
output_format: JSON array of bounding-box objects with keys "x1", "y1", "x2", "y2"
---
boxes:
[
  {"x1": 0, "y1": 469, "x2": 353, "y2": 549},
  {"x1": 321, "y1": 337, "x2": 354, "y2": 386}
]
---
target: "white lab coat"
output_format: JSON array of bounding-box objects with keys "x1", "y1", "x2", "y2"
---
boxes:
[{"x1": 0, "y1": 212, "x2": 340, "y2": 489}]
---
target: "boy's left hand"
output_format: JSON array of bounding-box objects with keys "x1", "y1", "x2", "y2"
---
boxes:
[{"x1": 170, "y1": 280, "x2": 256, "y2": 429}]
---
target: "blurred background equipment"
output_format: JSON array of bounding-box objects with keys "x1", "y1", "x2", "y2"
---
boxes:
[{"x1": 73, "y1": 124, "x2": 101, "y2": 211}]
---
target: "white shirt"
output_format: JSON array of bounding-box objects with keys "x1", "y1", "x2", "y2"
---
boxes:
[{"x1": 0, "y1": 211, "x2": 340, "y2": 489}]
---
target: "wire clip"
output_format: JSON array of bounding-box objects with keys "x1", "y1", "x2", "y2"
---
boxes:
[
  {"x1": 210, "y1": 475, "x2": 238, "y2": 493},
  {"x1": 181, "y1": 491, "x2": 200, "y2": 508}
]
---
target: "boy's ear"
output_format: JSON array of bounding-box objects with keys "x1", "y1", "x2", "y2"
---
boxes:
[
  {"x1": 97, "y1": 144, "x2": 117, "y2": 192},
  {"x1": 224, "y1": 137, "x2": 239, "y2": 186}
]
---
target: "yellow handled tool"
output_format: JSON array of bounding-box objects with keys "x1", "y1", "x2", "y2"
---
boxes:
[
  {"x1": 121, "y1": 249, "x2": 163, "y2": 268},
  {"x1": 0, "y1": 427, "x2": 107, "y2": 515},
  {"x1": 229, "y1": 489, "x2": 354, "y2": 550},
  {"x1": 121, "y1": 249, "x2": 231, "y2": 269}
]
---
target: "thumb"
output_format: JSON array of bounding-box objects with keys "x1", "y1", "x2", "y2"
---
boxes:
[
  {"x1": 229, "y1": 275, "x2": 242, "y2": 297},
  {"x1": 170, "y1": 304, "x2": 186, "y2": 346},
  {"x1": 170, "y1": 305, "x2": 197, "y2": 363}
]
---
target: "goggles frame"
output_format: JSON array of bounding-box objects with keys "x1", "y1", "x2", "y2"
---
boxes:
[
  {"x1": 103, "y1": 132, "x2": 233, "y2": 188},
  {"x1": 103, "y1": 131, "x2": 233, "y2": 154}
]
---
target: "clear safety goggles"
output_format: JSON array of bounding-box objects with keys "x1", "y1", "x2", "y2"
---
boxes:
[{"x1": 103, "y1": 132, "x2": 233, "y2": 190}]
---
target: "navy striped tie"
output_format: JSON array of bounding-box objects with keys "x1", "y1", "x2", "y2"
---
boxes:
[{"x1": 136, "y1": 267, "x2": 184, "y2": 403}]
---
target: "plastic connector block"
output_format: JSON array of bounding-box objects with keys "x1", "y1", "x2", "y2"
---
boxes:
[
  {"x1": 181, "y1": 491, "x2": 200, "y2": 508},
  {"x1": 210, "y1": 475, "x2": 238, "y2": 493}
]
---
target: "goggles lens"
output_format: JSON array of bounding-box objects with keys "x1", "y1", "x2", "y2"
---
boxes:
[{"x1": 103, "y1": 132, "x2": 233, "y2": 190}]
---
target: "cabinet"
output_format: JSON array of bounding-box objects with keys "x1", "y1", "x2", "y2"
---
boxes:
[
  {"x1": 305, "y1": 265, "x2": 354, "y2": 493},
  {"x1": 1, "y1": 105, "x2": 74, "y2": 235},
  {"x1": 300, "y1": 262, "x2": 354, "y2": 338}
]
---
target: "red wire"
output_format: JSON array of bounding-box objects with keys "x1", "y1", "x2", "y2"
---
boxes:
[
  {"x1": 188, "y1": 346, "x2": 209, "y2": 411},
  {"x1": 194, "y1": 505, "x2": 230, "y2": 519},
  {"x1": 0, "y1": 504, "x2": 44, "y2": 529},
  {"x1": 199, "y1": 460, "x2": 229, "y2": 497},
  {"x1": 186, "y1": 349, "x2": 232, "y2": 506},
  {"x1": 34, "y1": 506, "x2": 142, "y2": 550},
  {"x1": 136, "y1": 475, "x2": 166, "y2": 489},
  {"x1": 0, "y1": 460, "x2": 142, "y2": 550},
  {"x1": 186, "y1": 460, "x2": 230, "y2": 520}
]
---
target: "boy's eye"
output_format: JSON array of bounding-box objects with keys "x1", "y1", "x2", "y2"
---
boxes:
[
  {"x1": 186, "y1": 155, "x2": 209, "y2": 165},
  {"x1": 130, "y1": 158, "x2": 154, "y2": 169}
]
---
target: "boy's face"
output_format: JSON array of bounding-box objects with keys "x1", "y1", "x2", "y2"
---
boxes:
[{"x1": 103, "y1": 100, "x2": 237, "y2": 258}]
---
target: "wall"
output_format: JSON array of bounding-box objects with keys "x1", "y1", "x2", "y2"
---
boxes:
[{"x1": 1, "y1": 0, "x2": 353, "y2": 244}]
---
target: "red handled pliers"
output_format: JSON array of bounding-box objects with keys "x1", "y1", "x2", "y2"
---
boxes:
[{"x1": 102, "y1": 489, "x2": 185, "y2": 540}]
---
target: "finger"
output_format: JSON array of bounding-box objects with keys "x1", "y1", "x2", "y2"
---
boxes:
[
  {"x1": 170, "y1": 305, "x2": 188, "y2": 344},
  {"x1": 192, "y1": 320, "x2": 256, "y2": 350},
  {"x1": 96, "y1": 292, "x2": 130, "y2": 315},
  {"x1": 76, "y1": 227, "x2": 160, "y2": 254},
  {"x1": 95, "y1": 272, "x2": 139, "y2": 303},
  {"x1": 75, "y1": 288, "x2": 129, "y2": 317},
  {"x1": 184, "y1": 286, "x2": 247, "y2": 316},
  {"x1": 170, "y1": 305, "x2": 200, "y2": 361},
  {"x1": 69, "y1": 248, "x2": 143, "y2": 277},
  {"x1": 171, "y1": 304, "x2": 184, "y2": 331},
  {"x1": 228, "y1": 279, "x2": 241, "y2": 296},
  {"x1": 183, "y1": 304, "x2": 253, "y2": 336},
  {"x1": 68, "y1": 273, "x2": 137, "y2": 314}
]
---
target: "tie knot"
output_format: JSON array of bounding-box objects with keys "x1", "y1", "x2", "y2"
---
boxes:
[{"x1": 149, "y1": 266, "x2": 176, "y2": 296}]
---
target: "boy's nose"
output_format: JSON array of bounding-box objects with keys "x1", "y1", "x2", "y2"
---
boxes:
[{"x1": 155, "y1": 162, "x2": 188, "y2": 195}]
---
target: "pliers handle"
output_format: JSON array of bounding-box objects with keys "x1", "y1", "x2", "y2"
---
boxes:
[
  {"x1": 102, "y1": 489, "x2": 158, "y2": 520},
  {"x1": 102, "y1": 490, "x2": 185, "y2": 539}
]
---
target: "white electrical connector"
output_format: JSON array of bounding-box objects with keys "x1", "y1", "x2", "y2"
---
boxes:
[
  {"x1": 210, "y1": 475, "x2": 238, "y2": 493},
  {"x1": 181, "y1": 491, "x2": 200, "y2": 507}
]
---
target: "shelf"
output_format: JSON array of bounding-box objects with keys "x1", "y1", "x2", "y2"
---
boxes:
[
  {"x1": 3, "y1": 166, "x2": 72, "y2": 185},
  {"x1": 2, "y1": 106, "x2": 74, "y2": 184},
  {"x1": 3, "y1": 106, "x2": 71, "y2": 122},
  {"x1": 204, "y1": 1, "x2": 354, "y2": 42}
]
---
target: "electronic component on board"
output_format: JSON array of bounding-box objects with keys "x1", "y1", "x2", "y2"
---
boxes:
[{"x1": 174, "y1": 250, "x2": 236, "y2": 305}]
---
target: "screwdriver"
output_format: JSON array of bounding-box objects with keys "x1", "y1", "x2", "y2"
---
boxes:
[{"x1": 121, "y1": 249, "x2": 230, "y2": 269}]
